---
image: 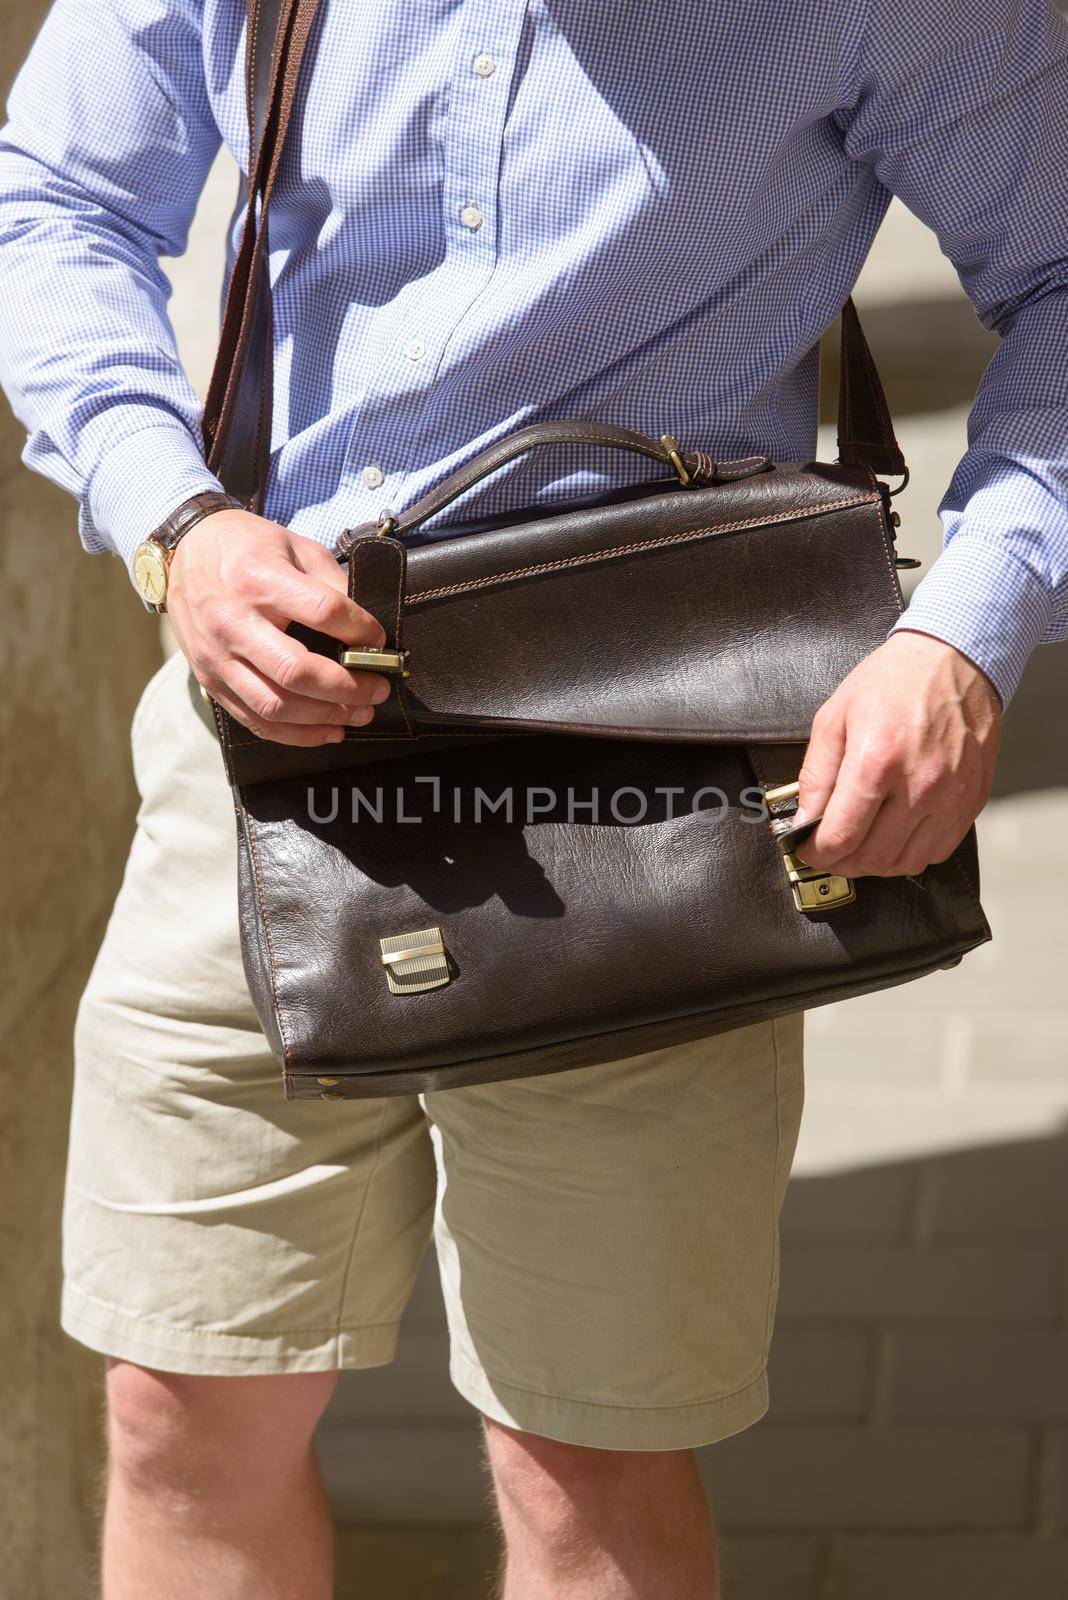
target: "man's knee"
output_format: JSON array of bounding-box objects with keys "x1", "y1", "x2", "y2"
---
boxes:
[
  {"x1": 483, "y1": 1417, "x2": 692, "y2": 1546},
  {"x1": 105, "y1": 1359, "x2": 339, "y2": 1497}
]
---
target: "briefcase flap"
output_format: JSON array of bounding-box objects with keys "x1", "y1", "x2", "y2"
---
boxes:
[{"x1": 218, "y1": 460, "x2": 904, "y2": 787}]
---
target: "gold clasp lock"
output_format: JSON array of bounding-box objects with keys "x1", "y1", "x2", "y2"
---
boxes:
[
  {"x1": 379, "y1": 927, "x2": 450, "y2": 994},
  {"x1": 778, "y1": 846, "x2": 856, "y2": 914},
  {"x1": 763, "y1": 780, "x2": 855, "y2": 914},
  {"x1": 341, "y1": 645, "x2": 409, "y2": 675}
]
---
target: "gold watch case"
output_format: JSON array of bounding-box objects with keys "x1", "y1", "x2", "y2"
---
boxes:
[{"x1": 132, "y1": 538, "x2": 170, "y2": 609}]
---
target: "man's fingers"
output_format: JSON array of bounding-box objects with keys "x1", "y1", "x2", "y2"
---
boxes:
[
  {"x1": 260, "y1": 566, "x2": 387, "y2": 647},
  {"x1": 168, "y1": 521, "x2": 394, "y2": 742},
  {"x1": 797, "y1": 750, "x2": 891, "y2": 870},
  {"x1": 240, "y1": 615, "x2": 391, "y2": 706},
  {"x1": 797, "y1": 701, "x2": 847, "y2": 825},
  {"x1": 289, "y1": 536, "x2": 350, "y2": 586},
  {"x1": 885, "y1": 814, "x2": 968, "y2": 878},
  {"x1": 206, "y1": 677, "x2": 352, "y2": 748},
  {"x1": 884, "y1": 814, "x2": 943, "y2": 878},
  {"x1": 815, "y1": 795, "x2": 925, "y2": 877},
  {"x1": 208, "y1": 660, "x2": 376, "y2": 738}
]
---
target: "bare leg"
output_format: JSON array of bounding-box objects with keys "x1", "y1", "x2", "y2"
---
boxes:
[
  {"x1": 101, "y1": 1360, "x2": 339, "y2": 1600},
  {"x1": 483, "y1": 1418, "x2": 719, "y2": 1600}
]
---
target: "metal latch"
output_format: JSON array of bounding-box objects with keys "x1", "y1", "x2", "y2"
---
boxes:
[
  {"x1": 341, "y1": 646, "x2": 409, "y2": 675},
  {"x1": 660, "y1": 433, "x2": 692, "y2": 485},
  {"x1": 763, "y1": 780, "x2": 855, "y2": 915},
  {"x1": 379, "y1": 927, "x2": 450, "y2": 994},
  {"x1": 778, "y1": 846, "x2": 856, "y2": 914}
]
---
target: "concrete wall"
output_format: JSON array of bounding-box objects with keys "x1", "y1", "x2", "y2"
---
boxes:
[{"x1": 0, "y1": 6, "x2": 163, "y2": 1596}]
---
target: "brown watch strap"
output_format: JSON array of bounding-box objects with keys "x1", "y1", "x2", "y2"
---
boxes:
[{"x1": 150, "y1": 490, "x2": 245, "y2": 553}]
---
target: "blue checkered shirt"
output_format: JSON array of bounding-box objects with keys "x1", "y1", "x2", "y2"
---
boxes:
[{"x1": 1, "y1": 0, "x2": 1067, "y2": 705}]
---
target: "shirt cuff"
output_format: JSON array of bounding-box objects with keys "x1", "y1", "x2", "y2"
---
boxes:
[
  {"x1": 78, "y1": 419, "x2": 227, "y2": 580},
  {"x1": 889, "y1": 534, "x2": 1053, "y2": 709}
]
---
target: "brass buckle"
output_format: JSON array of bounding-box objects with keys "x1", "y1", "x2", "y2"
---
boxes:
[
  {"x1": 778, "y1": 846, "x2": 856, "y2": 914},
  {"x1": 341, "y1": 645, "x2": 409, "y2": 675},
  {"x1": 379, "y1": 927, "x2": 450, "y2": 994},
  {"x1": 660, "y1": 434, "x2": 692, "y2": 486},
  {"x1": 763, "y1": 780, "x2": 855, "y2": 914}
]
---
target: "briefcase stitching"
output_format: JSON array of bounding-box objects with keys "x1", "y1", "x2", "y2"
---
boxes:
[{"x1": 405, "y1": 492, "x2": 878, "y2": 606}]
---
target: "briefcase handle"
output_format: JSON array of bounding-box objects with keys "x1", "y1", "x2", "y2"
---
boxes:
[{"x1": 339, "y1": 425, "x2": 775, "y2": 545}]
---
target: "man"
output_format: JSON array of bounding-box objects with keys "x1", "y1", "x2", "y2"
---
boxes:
[{"x1": 0, "y1": 0, "x2": 1064, "y2": 1594}]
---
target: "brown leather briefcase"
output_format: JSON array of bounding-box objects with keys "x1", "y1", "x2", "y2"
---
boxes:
[{"x1": 200, "y1": 0, "x2": 990, "y2": 1101}]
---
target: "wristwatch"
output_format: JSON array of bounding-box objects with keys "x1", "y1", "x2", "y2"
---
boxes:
[{"x1": 132, "y1": 490, "x2": 244, "y2": 612}]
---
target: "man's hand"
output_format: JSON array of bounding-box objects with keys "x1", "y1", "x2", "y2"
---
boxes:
[
  {"x1": 796, "y1": 631, "x2": 1001, "y2": 878},
  {"x1": 167, "y1": 508, "x2": 390, "y2": 747}
]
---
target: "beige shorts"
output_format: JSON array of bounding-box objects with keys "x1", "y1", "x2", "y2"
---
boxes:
[{"x1": 62, "y1": 649, "x2": 804, "y2": 1451}]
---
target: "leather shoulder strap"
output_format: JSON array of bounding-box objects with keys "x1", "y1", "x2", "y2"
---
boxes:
[
  {"x1": 836, "y1": 296, "x2": 906, "y2": 477},
  {"x1": 201, "y1": 2, "x2": 906, "y2": 505},
  {"x1": 201, "y1": 0, "x2": 323, "y2": 507}
]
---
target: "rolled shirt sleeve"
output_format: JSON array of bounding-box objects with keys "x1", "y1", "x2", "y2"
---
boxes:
[
  {"x1": 836, "y1": 0, "x2": 1068, "y2": 706},
  {"x1": 0, "y1": 0, "x2": 227, "y2": 576}
]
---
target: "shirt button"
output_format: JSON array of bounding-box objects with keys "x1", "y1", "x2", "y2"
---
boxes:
[
  {"x1": 473, "y1": 52, "x2": 496, "y2": 77},
  {"x1": 405, "y1": 339, "x2": 426, "y2": 361},
  {"x1": 460, "y1": 203, "x2": 483, "y2": 231},
  {"x1": 361, "y1": 464, "x2": 384, "y2": 489}
]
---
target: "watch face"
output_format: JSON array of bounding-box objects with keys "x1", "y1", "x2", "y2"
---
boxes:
[{"x1": 132, "y1": 540, "x2": 168, "y2": 606}]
